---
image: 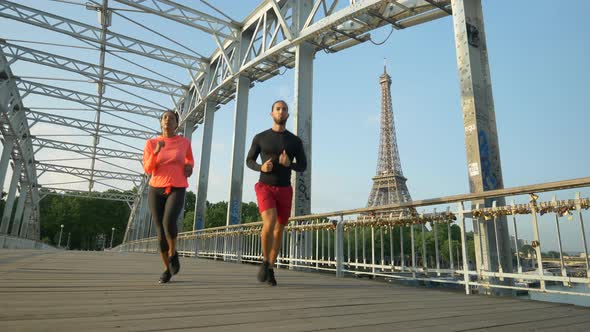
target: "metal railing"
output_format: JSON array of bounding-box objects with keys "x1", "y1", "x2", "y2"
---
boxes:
[
  {"x1": 119, "y1": 177, "x2": 590, "y2": 297},
  {"x1": 0, "y1": 234, "x2": 56, "y2": 249}
]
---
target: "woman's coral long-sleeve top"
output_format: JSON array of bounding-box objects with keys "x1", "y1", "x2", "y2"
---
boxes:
[{"x1": 143, "y1": 135, "x2": 194, "y2": 190}]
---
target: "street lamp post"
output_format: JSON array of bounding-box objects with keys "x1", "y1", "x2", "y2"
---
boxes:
[
  {"x1": 58, "y1": 224, "x2": 64, "y2": 248},
  {"x1": 110, "y1": 227, "x2": 115, "y2": 249}
]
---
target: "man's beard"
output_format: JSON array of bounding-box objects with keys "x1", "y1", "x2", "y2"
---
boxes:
[{"x1": 274, "y1": 118, "x2": 287, "y2": 125}]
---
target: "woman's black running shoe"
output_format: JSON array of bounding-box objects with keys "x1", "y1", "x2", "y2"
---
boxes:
[
  {"x1": 159, "y1": 270, "x2": 172, "y2": 284},
  {"x1": 169, "y1": 252, "x2": 180, "y2": 275}
]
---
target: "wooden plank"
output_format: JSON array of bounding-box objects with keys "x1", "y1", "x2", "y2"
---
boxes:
[{"x1": 0, "y1": 249, "x2": 588, "y2": 332}]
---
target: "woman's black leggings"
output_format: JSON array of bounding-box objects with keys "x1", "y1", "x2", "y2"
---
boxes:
[{"x1": 148, "y1": 186, "x2": 185, "y2": 253}]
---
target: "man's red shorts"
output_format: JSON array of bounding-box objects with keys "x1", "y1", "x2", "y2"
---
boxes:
[{"x1": 254, "y1": 182, "x2": 293, "y2": 225}]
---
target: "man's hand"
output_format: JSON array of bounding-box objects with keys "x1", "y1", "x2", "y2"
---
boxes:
[
  {"x1": 261, "y1": 158, "x2": 273, "y2": 173},
  {"x1": 154, "y1": 140, "x2": 165, "y2": 154},
  {"x1": 184, "y1": 164, "x2": 193, "y2": 177},
  {"x1": 279, "y1": 150, "x2": 290, "y2": 167}
]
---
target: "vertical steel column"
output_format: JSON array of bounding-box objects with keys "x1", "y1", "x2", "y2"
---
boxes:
[
  {"x1": 335, "y1": 217, "x2": 345, "y2": 277},
  {"x1": 135, "y1": 189, "x2": 149, "y2": 240},
  {"x1": 458, "y1": 202, "x2": 471, "y2": 294},
  {"x1": 451, "y1": 0, "x2": 512, "y2": 279},
  {"x1": 175, "y1": 89, "x2": 195, "y2": 233},
  {"x1": 411, "y1": 224, "x2": 416, "y2": 278},
  {"x1": 193, "y1": 102, "x2": 216, "y2": 231},
  {"x1": 178, "y1": 115, "x2": 195, "y2": 234},
  {"x1": 552, "y1": 195, "x2": 569, "y2": 286},
  {"x1": 400, "y1": 226, "x2": 405, "y2": 270},
  {"x1": 371, "y1": 226, "x2": 375, "y2": 275},
  {"x1": 142, "y1": 188, "x2": 151, "y2": 239},
  {"x1": 0, "y1": 161, "x2": 21, "y2": 234},
  {"x1": 135, "y1": 195, "x2": 145, "y2": 240},
  {"x1": 447, "y1": 206, "x2": 455, "y2": 270},
  {"x1": 226, "y1": 30, "x2": 253, "y2": 227},
  {"x1": 433, "y1": 209, "x2": 440, "y2": 275},
  {"x1": 510, "y1": 201, "x2": 522, "y2": 273},
  {"x1": 291, "y1": 0, "x2": 313, "y2": 218},
  {"x1": 0, "y1": 137, "x2": 14, "y2": 188},
  {"x1": 226, "y1": 75, "x2": 250, "y2": 227},
  {"x1": 421, "y1": 223, "x2": 427, "y2": 273},
  {"x1": 19, "y1": 201, "x2": 32, "y2": 238},
  {"x1": 529, "y1": 195, "x2": 545, "y2": 290},
  {"x1": 131, "y1": 199, "x2": 142, "y2": 241},
  {"x1": 389, "y1": 225, "x2": 394, "y2": 269},
  {"x1": 575, "y1": 193, "x2": 590, "y2": 278},
  {"x1": 10, "y1": 187, "x2": 26, "y2": 236},
  {"x1": 143, "y1": 201, "x2": 153, "y2": 240}
]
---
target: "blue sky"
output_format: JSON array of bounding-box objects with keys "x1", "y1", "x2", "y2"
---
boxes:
[{"x1": 1, "y1": 0, "x2": 589, "y2": 251}]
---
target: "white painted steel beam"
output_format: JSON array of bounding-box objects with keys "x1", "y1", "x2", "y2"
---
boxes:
[{"x1": 0, "y1": 0, "x2": 207, "y2": 70}]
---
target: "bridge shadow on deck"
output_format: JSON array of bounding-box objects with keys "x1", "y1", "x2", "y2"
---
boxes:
[{"x1": 1, "y1": 249, "x2": 589, "y2": 332}]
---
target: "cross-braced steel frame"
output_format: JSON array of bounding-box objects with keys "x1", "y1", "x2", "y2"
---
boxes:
[{"x1": 4, "y1": 1, "x2": 507, "y2": 275}]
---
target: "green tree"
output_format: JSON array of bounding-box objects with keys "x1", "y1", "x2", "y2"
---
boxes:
[
  {"x1": 241, "y1": 202, "x2": 261, "y2": 223},
  {"x1": 184, "y1": 191, "x2": 196, "y2": 213},
  {"x1": 206, "y1": 201, "x2": 228, "y2": 228},
  {"x1": 182, "y1": 210, "x2": 194, "y2": 232},
  {"x1": 440, "y1": 239, "x2": 462, "y2": 265},
  {"x1": 39, "y1": 191, "x2": 130, "y2": 250}
]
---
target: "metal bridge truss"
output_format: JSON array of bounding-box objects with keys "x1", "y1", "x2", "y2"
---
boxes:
[{"x1": 0, "y1": 0, "x2": 455, "y2": 243}]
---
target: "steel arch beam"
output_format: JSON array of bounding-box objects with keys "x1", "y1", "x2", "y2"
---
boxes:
[
  {"x1": 113, "y1": 0, "x2": 240, "y2": 41},
  {"x1": 16, "y1": 79, "x2": 163, "y2": 119},
  {"x1": 26, "y1": 110, "x2": 156, "y2": 140},
  {"x1": 0, "y1": 0, "x2": 208, "y2": 70},
  {"x1": 39, "y1": 187, "x2": 134, "y2": 203},
  {"x1": 36, "y1": 162, "x2": 143, "y2": 182},
  {"x1": 1, "y1": 41, "x2": 186, "y2": 97},
  {"x1": 179, "y1": 0, "x2": 451, "y2": 126},
  {"x1": 0, "y1": 51, "x2": 41, "y2": 239},
  {"x1": 32, "y1": 137, "x2": 142, "y2": 161}
]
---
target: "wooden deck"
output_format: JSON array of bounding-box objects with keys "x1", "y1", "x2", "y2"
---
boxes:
[{"x1": 1, "y1": 249, "x2": 589, "y2": 331}]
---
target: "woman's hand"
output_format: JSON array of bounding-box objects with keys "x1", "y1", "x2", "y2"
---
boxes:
[
  {"x1": 154, "y1": 140, "x2": 165, "y2": 155},
  {"x1": 184, "y1": 164, "x2": 193, "y2": 177}
]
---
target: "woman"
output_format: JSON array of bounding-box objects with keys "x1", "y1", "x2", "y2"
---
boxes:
[{"x1": 143, "y1": 110, "x2": 194, "y2": 283}]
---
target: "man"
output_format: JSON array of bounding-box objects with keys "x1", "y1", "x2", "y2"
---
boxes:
[{"x1": 246, "y1": 100, "x2": 307, "y2": 286}]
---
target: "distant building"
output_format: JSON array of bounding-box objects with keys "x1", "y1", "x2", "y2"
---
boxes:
[{"x1": 510, "y1": 236, "x2": 527, "y2": 252}]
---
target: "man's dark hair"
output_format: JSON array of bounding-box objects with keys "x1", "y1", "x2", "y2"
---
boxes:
[{"x1": 271, "y1": 100, "x2": 288, "y2": 112}]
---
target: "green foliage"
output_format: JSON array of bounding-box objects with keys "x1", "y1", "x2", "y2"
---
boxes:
[
  {"x1": 39, "y1": 191, "x2": 130, "y2": 250},
  {"x1": 184, "y1": 191, "x2": 195, "y2": 213},
  {"x1": 180, "y1": 191, "x2": 261, "y2": 231},
  {"x1": 241, "y1": 202, "x2": 261, "y2": 223},
  {"x1": 340, "y1": 223, "x2": 476, "y2": 267},
  {"x1": 37, "y1": 188, "x2": 483, "y2": 267},
  {"x1": 38, "y1": 189, "x2": 260, "y2": 248},
  {"x1": 205, "y1": 201, "x2": 227, "y2": 228},
  {"x1": 182, "y1": 210, "x2": 195, "y2": 232},
  {"x1": 200, "y1": 200, "x2": 261, "y2": 229}
]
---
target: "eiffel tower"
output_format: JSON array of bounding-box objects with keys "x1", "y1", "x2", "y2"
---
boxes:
[{"x1": 365, "y1": 65, "x2": 413, "y2": 219}]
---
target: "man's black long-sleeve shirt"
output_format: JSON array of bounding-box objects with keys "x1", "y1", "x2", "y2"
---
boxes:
[{"x1": 246, "y1": 129, "x2": 307, "y2": 187}]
